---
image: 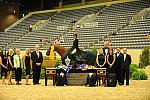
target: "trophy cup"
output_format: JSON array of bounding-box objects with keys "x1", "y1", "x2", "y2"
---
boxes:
[{"x1": 65, "y1": 56, "x2": 71, "y2": 67}]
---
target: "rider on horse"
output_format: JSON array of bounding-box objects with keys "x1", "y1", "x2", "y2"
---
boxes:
[{"x1": 71, "y1": 33, "x2": 79, "y2": 55}]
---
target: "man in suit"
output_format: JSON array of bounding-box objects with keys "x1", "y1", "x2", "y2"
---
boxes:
[
  {"x1": 120, "y1": 48, "x2": 131, "y2": 85},
  {"x1": 14, "y1": 48, "x2": 23, "y2": 85},
  {"x1": 115, "y1": 48, "x2": 123, "y2": 85},
  {"x1": 102, "y1": 40, "x2": 110, "y2": 56},
  {"x1": 31, "y1": 45, "x2": 43, "y2": 85},
  {"x1": 102, "y1": 40, "x2": 110, "y2": 84}
]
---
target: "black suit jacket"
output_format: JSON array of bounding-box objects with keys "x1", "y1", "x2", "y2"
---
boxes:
[
  {"x1": 115, "y1": 52, "x2": 123, "y2": 65},
  {"x1": 31, "y1": 51, "x2": 43, "y2": 67},
  {"x1": 102, "y1": 47, "x2": 110, "y2": 55},
  {"x1": 121, "y1": 54, "x2": 131, "y2": 70},
  {"x1": 72, "y1": 38, "x2": 79, "y2": 50}
]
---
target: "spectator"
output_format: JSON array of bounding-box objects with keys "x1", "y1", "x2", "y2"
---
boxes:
[
  {"x1": 96, "y1": 49, "x2": 107, "y2": 85},
  {"x1": 31, "y1": 45, "x2": 43, "y2": 85},
  {"x1": 23, "y1": 48, "x2": 31, "y2": 85},
  {"x1": 29, "y1": 25, "x2": 32, "y2": 32},
  {"x1": 7, "y1": 49, "x2": 14, "y2": 85},
  {"x1": 76, "y1": 24, "x2": 80, "y2": 28},
  {"x1": 102, "y1": 40, "x2": 110, "y2": 56},
  {"x1": 107, "y1": 48, "x2": 116, "y2": 74},
  {"x1": 120, "y1": 48, "x2": 131, "y2": 86},
  {"x1": 115, "y1": 48, "x2": 123, "y2": 85},
  {"x1": 14, "y1": 48, "x2": 23, "y2": 85},
  {"x1": 96, "y1": 49, "x2": 106, "y2": 68},
  {"x1": 0, "y1": 49, "x2": 8, "y2": 85},
  {"x1": 60, "y1": 35, "x2": 64, "y2": 43}
]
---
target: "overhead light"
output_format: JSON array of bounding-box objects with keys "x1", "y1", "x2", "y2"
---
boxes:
[{"x1": 23, "y1": 14, "x2": 25, "y2": 17}]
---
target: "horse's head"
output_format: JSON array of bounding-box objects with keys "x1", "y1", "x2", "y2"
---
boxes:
[{"x1": 46, "y1": 43, "x2": 68, "y2": 58}]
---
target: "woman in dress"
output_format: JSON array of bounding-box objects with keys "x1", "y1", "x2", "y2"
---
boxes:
[
  {"x1": 23, "y1": 48, "x2": 31, "y2": 85},
  {"x1": 96, "y1": 49, "x2": 107, "y2": 85},
  {"x1": 96, "y1": 49, "x2": 106, "y2": 68},
  {"x1": 7, "y1": 49, "x2": 14, "y2": 85},
  {"x1": 107, "y1": 48, "x2": 116, "y2": 74},
  {"x1": 0, "y1": 50, "x2": 8, "y2": 85}
]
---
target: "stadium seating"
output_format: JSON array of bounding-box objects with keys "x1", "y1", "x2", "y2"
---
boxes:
[
  {"x1": 60, "y1": 0, "x2": 150, "y2": 49},
  {"x1": 1, "y1": 0, "x2": 150, "y2": 50},
  {"x1": 6, "y1": 6, "x2": 103, "y2": 50}
]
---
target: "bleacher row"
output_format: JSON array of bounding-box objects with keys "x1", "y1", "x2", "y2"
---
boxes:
[
  {"x1": 0, "y1": 12, "x2": 55, "y2": 48},
  {"x1": 0, "y1": 0, "x2": 150, "y2": 50}
]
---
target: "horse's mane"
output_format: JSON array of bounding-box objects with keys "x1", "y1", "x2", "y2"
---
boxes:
[{"x1": 54, "y1": 44, "x2": 68, "y2": 58}]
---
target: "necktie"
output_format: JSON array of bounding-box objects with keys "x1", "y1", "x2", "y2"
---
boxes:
[
  {"x1": 19, "y1": 56, "x2": 21, "y2": 68},
  {"x1": 124, "y1": 54, "x2": 126, "y2": 62}
]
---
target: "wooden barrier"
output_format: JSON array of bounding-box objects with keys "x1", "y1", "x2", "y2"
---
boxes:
[
  {"x1": 96, "y1": 68, "x2": 107, "y2": 86},
  {"x1": 45, "y1": 68, "x2": 107, "y2": 86},
  {"x1": 45, "y1": 68, "x2": 56, "y2": 86}
]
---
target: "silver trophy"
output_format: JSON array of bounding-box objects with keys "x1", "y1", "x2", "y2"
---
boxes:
[{"x1": 65, "y1": 56, "x2": 71, "y2": 66}]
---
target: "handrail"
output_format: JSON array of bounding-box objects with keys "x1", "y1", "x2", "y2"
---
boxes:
[
  {"x1": 31, "y1": 0, "x2": 137, "y2": 15},
  {"x1": 129, "y1": 8, "x2": 150, "y2": 24},
  {"x1": 6, "y1": 12, "x2": 58, "y2": 48},
  {"x1": 41, "y1": 7, "x2": 106, "y2": 47}
]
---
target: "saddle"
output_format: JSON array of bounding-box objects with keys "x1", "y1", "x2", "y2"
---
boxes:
[{"x1": 62, "y1": 48, "x2": 96, "y2": 66}]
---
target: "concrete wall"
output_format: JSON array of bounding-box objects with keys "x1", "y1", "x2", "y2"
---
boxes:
[{"x1": 0, "y1": 3, "x2": 19, "y2": 32}]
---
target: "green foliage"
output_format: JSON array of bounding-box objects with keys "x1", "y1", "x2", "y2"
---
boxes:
[
  {"x1": 22, "y1": 71, "x2": 26, "y2": 79},
  {"x1": 91, "y1": 46, "x2": 97, "y2": 55},
  {"x1": 130, "y1": 64, "x2": 148, "y2": 80},
  {"x1": 130, "y1": 64, "x2": 138, "y2": 77},
  {"x1": 132, "y1": 70, "x2": 148, "y2": 80},
  {"x1": 40, "y1": 68, "x2": 45, "y2": 79},
  {"x1": 54, "y1": 58, "x2": 61, "y2": 68},
  {"x1": 139, "y1": 47, "x2": 150, "y2": 68}
]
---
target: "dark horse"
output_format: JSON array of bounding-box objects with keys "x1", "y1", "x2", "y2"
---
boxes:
[{"x1": 46, "y1": 44, "x2": 97, "y2": 66}]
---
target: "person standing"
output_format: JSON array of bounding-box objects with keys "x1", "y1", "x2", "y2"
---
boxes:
[
  {"x1": 102, "y1": 40, "x2": 111, "y2": 78},
  {"x1": 107, "y1": 48, "x2": 116, "y2": 74},
  {"x1": 120, "y1": 48, "x2": 131, "y2": 85},
  {"x1": 96, "y1": 49, "x2": 106, "y2": 68},
  {"x1": 107, "y1": 48, "x2": 117, "y2": 87},
  {"x1": 14, "y1": 48, "x2": 23, "y2": 85},
  {"x1": 96, "y1": 49, "x2": 107, "y2": 85},
  {"x1": 29, "y1": 25, "x2": 32, "y2": 32},
  {"x1": 31, "y1": 45, "x2": 43, "y2": 85},
  {"x1": 7, "y1": 49, "x2": 14, "y2": 85},
  {"x1": 0, "y1": 50, "x2": 8, "y2": 85},
  {"x1": 102, "y1": 40, "x2": 110, "y2": 56},
  {"x1": 115, "y1": 48, "x2": 123, "y2": 85},
  {"x1": 23, "y1": 48, "x2": 31, "y2": 85}
]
